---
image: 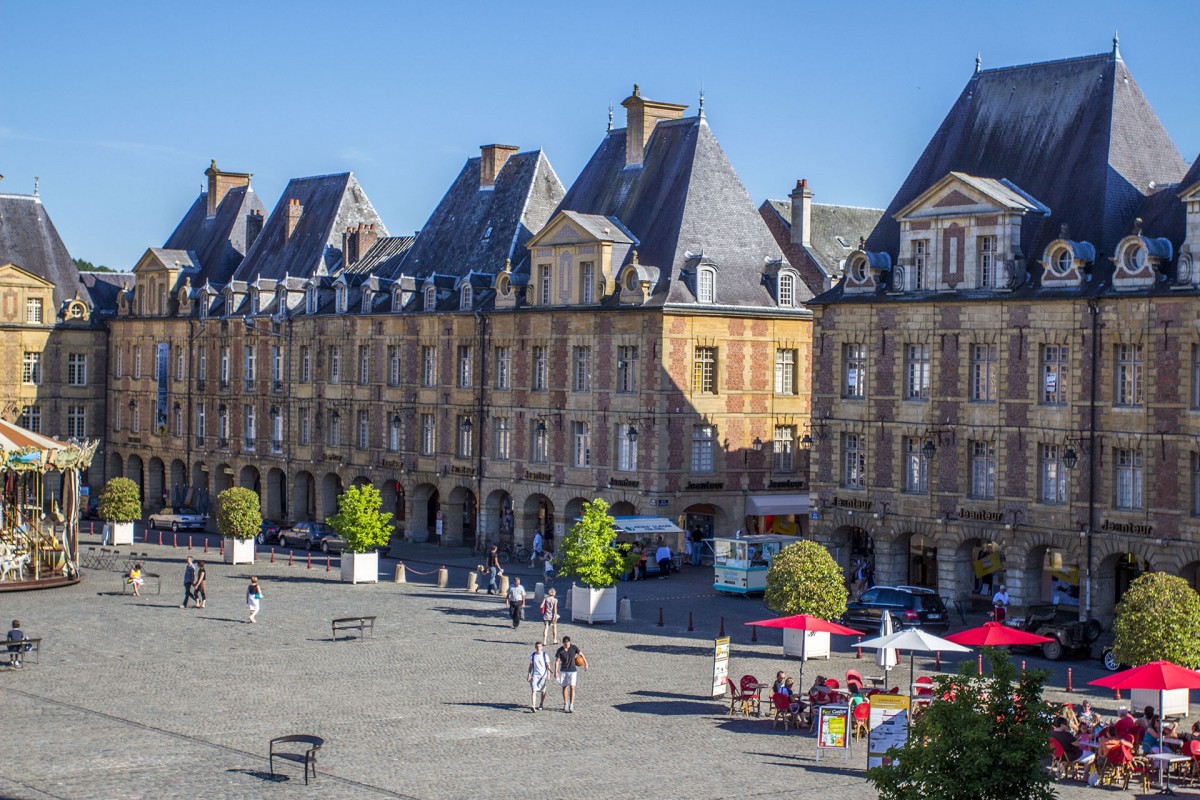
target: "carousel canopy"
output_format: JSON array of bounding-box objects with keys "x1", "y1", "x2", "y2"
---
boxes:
[{"x1": 0, "y1": 418, "x2": 96, "y2": 473}]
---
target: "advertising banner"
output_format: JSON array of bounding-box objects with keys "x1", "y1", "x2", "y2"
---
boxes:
[
  {"x1": 867, "y1": 694, "x2": 910, "y2": 769},
  {"x1": 711, "y1": 637, "x2": 730, "y2": 697}
]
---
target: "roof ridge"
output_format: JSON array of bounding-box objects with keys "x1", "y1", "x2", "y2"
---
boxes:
[{"x1": 976, "y1": 51, "x2": 1111, "y2": 77}]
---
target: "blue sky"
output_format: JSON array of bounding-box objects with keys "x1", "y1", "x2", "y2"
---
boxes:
[{"x1": 3, "y1": 0, "x2": 1199, "y2": 269}]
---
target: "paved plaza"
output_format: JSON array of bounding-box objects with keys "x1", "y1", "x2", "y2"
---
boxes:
[{"x1": 0, "y1": 534, "x2": 1184, "y2": 799}]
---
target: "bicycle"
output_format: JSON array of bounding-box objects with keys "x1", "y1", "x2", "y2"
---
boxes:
[{"x1": 496, "y1": 541, "x2": 527, "y2": 566}]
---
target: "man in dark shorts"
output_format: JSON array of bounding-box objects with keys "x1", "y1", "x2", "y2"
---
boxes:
[
  {"x1": 553, "y1": 636, "x2": 589, "y2": 713},
  {"x1": 486, "y1": 546, "x2": 501, "y2": 595}
]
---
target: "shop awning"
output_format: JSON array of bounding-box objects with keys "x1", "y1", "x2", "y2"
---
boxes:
[
  {"x1": 612, "y1": 516, "x2": 683, "y2": 535},
  {"x1": 746, "y1": 494, "x2": 810, "y2": 517}
]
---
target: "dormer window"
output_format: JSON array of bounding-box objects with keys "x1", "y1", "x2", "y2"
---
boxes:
[
  {"x1": 497, "y1": 274, "x2": 511, "y2": 297},
  {"x1": 1121, "y1": 241, "x2": 1147, "y2": 271},
  {"x1": 778, "y1": 271, "x2": 796, "y2": 308},
  {"x1": 580, "y1": 262, "x2": 595, "y2": 304},
  {"x1": 199, "y1": 300, "x2": 208, "y2": 322},
  {"x1": 460, "y1": 284, "x2": 473, "y2": 311},
  {"x1": 624, "y1": 270, "x2": 638, "y2": 292},
  {"x1": 1050, "y1": 247, "x2": 1073, "y2": 277},
  {"x1": 697, "y1": 268, "x2": 715, "y2": 303},
  {"x1": 250, "y1": 289, "x2": 259, "y2": 312},
  {"x1": 911, "y1": 240, "x2": 928, "y2": 290},
  {"x1": 336, "y1": 285, "x2": 347, "y2": 314},
  {"x1": 275, "y1": 288, "x2": 286, "y2": 309},
  {"x1": 392, "y1": 288, "x2": 404, "y2": 312},
  {"x1": 978, "y1": 236, "x2": 996, "y2": 288},
  {"x1": 305, "y1": 287, "x2": 317, "y2": 314},
  {"x1": 849, "y1": 254, "x2": 869, "y2": 283},
  {"x1": 425, "y1": 286, "x2": 436, "y2": 310}
]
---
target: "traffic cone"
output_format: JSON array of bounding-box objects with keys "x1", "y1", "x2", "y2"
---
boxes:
[
  {"x1": 173, "y1": 532, "x2": 178, "y2": 548},
  {"x1": 1067, "y1": 668, "x2": 1073, "y2": 693},
  {"x1": 856, "y1": 637, "x2": 862, "y2": 658},
  {"x1": 158, "y1": 530, "x2": 163, "y2": 546}
]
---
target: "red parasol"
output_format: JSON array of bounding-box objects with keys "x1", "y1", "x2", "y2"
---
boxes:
[
  {"x1": 1088, "y1": 661, "x2": 1200, "y2": 691},
  {"x1": 745, "y1": 614, "x2": 863, "y2": 636},
  {"x1": 943, "y1": 621, "x2": 1054, "y2": 647}
]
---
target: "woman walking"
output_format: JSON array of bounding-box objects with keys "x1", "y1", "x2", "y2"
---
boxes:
[
  {"x1": 541, "y1": 588, "x2": 559, "y2": 645},
  {"x1": 192, "y1": 561, "x2": 207, "y2": 608},
  {"x1": 246, "y1": 576, "x2": 262, "y2": 623}
]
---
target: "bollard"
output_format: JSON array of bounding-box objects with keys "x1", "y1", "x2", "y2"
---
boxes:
[
  {"x1": 978, "y1": 653, "x2": 983, "y2": 676},
  {"x1": 935, "y1": 651, "x2": 941, "y2": 671},
  {"x1": 856, "y1": 636, "x2": 863, "y2": 659},
  {"x1": 90, "y1": 522, "x2": 95, "y2": 536},
  {"x1": 306, "y1": 552, "x2": 312, "y2": 570},
  {"x1": 394, "y1": 561, "x2": 406, "y2": 583},
  {"x1": 142, "y1": 528, "x2": 147, "y2": 544},
  {"x1": 688, "y1": 611, "x2": 694, "y2": 632},
  {"x1": 188, "y1": 536, "x2": 193, "y2": 551},
  {"x1": 288, "y1": 550, "x2": 293, "y2": 567},
  {"x1": 1114, "y1": 688, "x2": 1121, "y2": 700},
  {"x1": 751, "y1": 625, "x2": 757, "y2": 643},
  {"x1": 657, "y1": 607, "x2": 664, "y2": 627},
  {"x1": 219, "y1": 538, "x2": 224, "y2": 556},
  {"x1": 498, "y1": 573, "x2": 510, "y2": 596},
  {"x1": 1067, "y1": 668, "x2": 1074, "y2": 693},
  {"x1": 617, "y1": 597, "x2": 632, "y2": 621},
  {"x1": 270, "y1": 548, "x2": 275, "y2": 564},
  {"x1": 326, "y1": 555, "x2": 331, "y2": 573},
  {"x1": 203, "y1": 538, "x2": 208, "y2": 554},
  {"x1": 438, "y1": 565, "x2": 449, "y2": 588},
  {"x1": 534, "y1": 582, "x2": 545, "y2": 605},
  {"x1": 173, "y1": 532, "x2": 178, "y2": 548},
  {"x1": 719, "y1": 617, "x2": 726, "y2": 638},
  {"x1": 467, "y1": 571, "x2": 478, "y2": 593},
  {"x1": 158, "y1": 531, "x2": 163, "y2": 547}
]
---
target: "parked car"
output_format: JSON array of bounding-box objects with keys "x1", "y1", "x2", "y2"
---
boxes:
[
  {"x1": 256, "y1": 520, "x2": 286, "y2": 546},
  {"x1": 317, "y1": 531, "x2": 347, "y2": 554},
  {"x1": 1007, "y1": 603, "x2": 1103, "y2": 661},
  {"x1": 842, "y1": 585, "x2": 950, "y2": 633},
  {"x1": 81, "y1": 495, "x2": 101, "y2": 520},
  {"x1": 278, "y1": 521, "x2": 333, "y2": 550},
  {"x1": 146, "y1": 506, "x2": 208, "y2": 532}
]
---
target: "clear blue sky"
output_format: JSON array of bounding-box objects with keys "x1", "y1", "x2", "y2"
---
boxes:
[{"x1": 4, "y1": 0, "x2": 1198, "y2": 270}]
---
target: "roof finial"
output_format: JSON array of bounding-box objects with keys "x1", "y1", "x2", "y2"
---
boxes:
[
  {"x1": 975, "y1": 52, "x2": 981, "y2": 73},
  {"x1": 1112, "y1": 31, "x2": 1121, "y2": 60},
  {"x1": 33, "y1": 176, "x2": 39, "y2": 197},
  {"x1": 632, "y1": 83, "x2": 640, "y2": 97},
  {"x1": 607, "y1": 101, "x2": 613, "y2": 132},
  {"x1": 698, "y1": 85, "x2": 705, "y2": 118}
]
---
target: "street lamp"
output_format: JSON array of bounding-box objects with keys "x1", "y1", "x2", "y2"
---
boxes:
[
  {"x1": 1062, "y1": 447, "x2": 1079, "y2": 470},
  {"x1": 922, "y1": 440, "x2": 937, "y2": 460}
]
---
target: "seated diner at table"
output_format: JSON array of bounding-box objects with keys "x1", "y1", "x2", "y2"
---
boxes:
[
  {"x1": 808, "y1": 676, "x2": 830, "y2": 705},
  {"x1": 771, "y1": 671, "x2": 787, "y2": 696},
  {"x1": 1051, "y1": 716, "x2": 1096, "y2": 767}
]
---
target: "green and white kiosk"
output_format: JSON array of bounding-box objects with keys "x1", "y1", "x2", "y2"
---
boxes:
[{"x1": 712, "y1": 534, "x2": 800, "y2": 594}]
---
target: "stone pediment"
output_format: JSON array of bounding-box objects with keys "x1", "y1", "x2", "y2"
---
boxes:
[
  {"x1": 526, "y1": 210, "x2": 636, "y2": 250},
  {"x1": 0, "y1": 263, "x2": 55, "y2": 289},
  {"x1": 895, "y1": 172, "x2": 1048, "y2": 222}
]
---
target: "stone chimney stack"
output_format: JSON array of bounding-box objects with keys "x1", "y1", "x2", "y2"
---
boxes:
[
  {"x1": 245, "y1": 209, "x2": 264, "y2": 250},
  {"x1": 621, "y1": 85, "x2": 688, "y2": 168},
  {"x1": 480, "y1": 144, "x2": 520, "y2": 189},
  {"x1": 284, "y1": 199, "x2": 303, "y2": 242},
  {"x1": 342, "y1": 223, "x2": 379, "y2": 267},
  {"x1": 789, "y1": 179, "x2": 814, "y2": 247},
  {"x1": 204, "y1": 160, "x2": 252, "y2": 218}
]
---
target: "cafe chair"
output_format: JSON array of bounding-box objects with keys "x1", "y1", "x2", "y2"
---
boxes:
[
  {"x1": 824, "y1": 678, "x2": 841, "y2": 691},
  {"x1": 845, "y1": 669, "x2": 864, "y2": 694},
  {"x1": 1048, "y1": 738, "x2": 1087, "y2": 782},
  {"x1": 770, "y1": 693, "x2": 799, "y2": 731},
  {"x1": 738, "y1": 675, "x2": 762, "y2": 716},
  {"x1": 852, "y1": 701, "x2": 871, "y2": 741},
  {"x1": 914, "y1": 676, "x2": 934, "y2": 697},
  {"x1": 727, "y1": 683, "x2": 754, "y2": 717}
]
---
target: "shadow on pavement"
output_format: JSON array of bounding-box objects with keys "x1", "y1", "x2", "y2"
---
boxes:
[
  {"x1": 444, "y1": 701, "x2": 527, "y2": 712},
  {"x1": 226, "y1": 768, "x2": 287, "y2": 783},
  {"x1": 613, "y1": 699, "x2": 717, "y2": 715},
  {"x1": 434, "y1": 605, "x2": 509, "y2": 619},
  {"x1": 473, "y1": 639, "x2": 528, "y2": 646}
]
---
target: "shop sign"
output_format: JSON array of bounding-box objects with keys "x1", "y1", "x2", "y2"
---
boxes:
[
  {"x1": 711, "y1": 637, "x2": 730, "y2": 697},
  {"x1": 831, "y1": 496, "x2": 872, "y2": 511},
  {"x1": 1100, "y1": 519, "x2": 1154, "y2": 536},
  {"x1": 867, "y1": 694, "x2": 910, "y2": 768},
  {"x1": 450, "y1": 464, "x2": 474, "y2": 477},
  {"x1": 768, "y1": 479, "x2": 807, "y2": 490},
  {"x1": 610, "y1": 478, "x2": 640, "y2": 489},
  {"x1": 686, "y1": 481, "x2": 725, "y2": 491},
  {"x1": 524, "y1": 470, "x2": 552, "y2": 482},
  {"x1": 958, "y1": 508, "x2": 1003, "y2": 523},
  {"x1": 817, "y1": 705, "x2": 851, "y2": 764}
]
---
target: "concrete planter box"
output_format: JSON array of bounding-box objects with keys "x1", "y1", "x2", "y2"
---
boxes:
[
  {"x1": 571, "y1": 584, "x2": 618, "y2": 624},
  {"x1": 107, "y1": 521, "x2": 134, "y2": 546},
  {"x1": 341, "y1": 551, "x2": 379, "y2": 584},
  {"x1": 782, "y1": 629, "x2": 831, "y2": 659},
  {"x1": 224, "y1": 537, "x2": 255, "y2": 565}
]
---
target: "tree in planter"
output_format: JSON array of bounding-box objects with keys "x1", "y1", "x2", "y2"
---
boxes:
[
  {"x1": 98, "y1": 477, "x2": 141, "y2": 523},
  {"x1": 216, "y1": 487, "x2": 261, "y2": 540},
  {"x1": 1112, "y1": 572, "x2": 1200, "y2": 668},
  {"x1": 557, "y1": 498, "x2": 635, "y2": 587},
  {"x1": 327, "y1": 484, "x2": 393, "y2": 553},
  {"x1": 866, "y1": 649, "x2": 1055, "y2": 800},
  {"x1": 764, "y1": 540, "x2": 848, "y2": 620}
]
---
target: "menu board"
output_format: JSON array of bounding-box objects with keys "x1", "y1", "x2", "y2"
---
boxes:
[
  {"x1": 711, "y1": 637, "x2": 730, "y2": 697},
  {"x1": 867, "y1": 694, "x2": 910, "y2": 769},
  {"x1": 817, "y1": 705, "x2": 850, "y2": 749}
]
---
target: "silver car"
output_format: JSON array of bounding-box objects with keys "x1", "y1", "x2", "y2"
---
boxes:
[{"x1": 147, "y1": 506, "x2": 208, "y2": 532}]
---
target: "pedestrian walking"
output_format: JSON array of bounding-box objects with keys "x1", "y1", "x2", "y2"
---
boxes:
[
  {"x1": 541, "y1": 587, "x2": 559, "y2": 645},
  {"x1": 992, "y1": 584, "x2": 1009, "y2": 622},
  {"x1": 127, "y1": 562, "x2": 144, "y2": 596},
  {"x1": 655, "y1": 538, "x2": 672, "y2": 579},
  {"x1": 246, "y1": 576, "x2": 263, "y2": 623},
  {"x1": 486, "y1": 546, "x2": 501, "y2": 594},
  {"x1": 506, "y1": 577, "x2": 526, "y2": 628},
  {"x1": 553, "y1": 636, "x2": 588, "y2": 713},
  {"x1": 6, "y1": 619, "x2": 25, "y2": 668},
  {"x1": 542, "y1": 551, "x2": 555, "y2": 585},
  {"x1": 530, "y1": 530, "x2": 543, "y2": 565},
  {"x1": 192, "y1": 561, "x2": 207, "y2": 608},
  {"x1": 689, "y1": 526, "x2": 705, "y2": 566},
  {"x1": 528, "y1": 641, "x2": 551, "y2": 712},
  {"x1": 180, "y1": 556, "x2": 196, "y2": 608}
]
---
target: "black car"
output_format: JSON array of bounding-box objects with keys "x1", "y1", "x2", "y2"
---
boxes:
[
  {"x1": 256, "y1": 520, "x2": 286, "y2": 546},
  {"x1": 842, "y1": 586, "x2": 950, "y2": 633}
]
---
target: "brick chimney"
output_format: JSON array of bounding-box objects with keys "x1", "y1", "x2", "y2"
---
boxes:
[
  {"x1": 204, "y1": 160, "x2": 252, "y2": 218},
  {"x1": 245, "y1": 209, "x2": 264, "y2": 250},
  {"x1": 342, "y1": 223, "x2": 379, "y2": 267},
  {"x1": 480, "y1": 144, "x2": 519, "y2": 188},
  {"x1": 789, "y1": 179, "x2": 813, "y2": 247},
  {"x1": 621, "y1": 85, "x2": 688, "y2": 168},
  {"x1": 284, "y1": 199, "x2": 303, "y2": 242}
]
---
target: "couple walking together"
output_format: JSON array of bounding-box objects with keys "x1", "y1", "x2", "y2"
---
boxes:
[{"x1": 527, "y1": 636, "x2": 589, "y2": 713}]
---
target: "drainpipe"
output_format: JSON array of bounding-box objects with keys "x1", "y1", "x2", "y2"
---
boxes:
[
  {"x1": 475, "y1": 309, "x2": 487, "y2": 547},
  {"x1": 1084, "y1": 299, "x2": 1100, "y2": 617}
]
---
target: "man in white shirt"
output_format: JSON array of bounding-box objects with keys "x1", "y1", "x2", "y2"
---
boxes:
[
  {"x1": 530, "y1": 531, "x2": 543, "y2": 565},
  {"x1": 992, "y1": 584, "x2": 1010, "y2": 622},
  {"x1": 506, "y1": 577, "x2": 527, "y2": 628},
  {"x1": 527, "y1": 641, "x2": 551, "y2": 712},
  {"x1": 655, "y1": 540, "x2": 672, "y2": 580}
]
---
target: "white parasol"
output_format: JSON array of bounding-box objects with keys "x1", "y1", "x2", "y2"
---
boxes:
[
  {"x1": 876, "y1": 610, "x2": 898, "y2": 686},
  {"x1": 858, "y1": 628, "x2": 971, "y2": 699}
]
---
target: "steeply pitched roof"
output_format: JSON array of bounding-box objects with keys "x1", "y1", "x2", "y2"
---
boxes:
[
  {"x1": 163, "y1": 185, "x2": 265, "y2": 286},
  {"x1": 558, "y1": 116, "x2": 798, "y2": 307},
  {"x1": 79, "y1": 271, "x2": 135, "y2": 314},
  {"x1": 342, "y1": 236, "x2": 414, "y2": 276},
  {"x1": 232, "y1": 173, "x2": 387, "y2": 283},
  {"x1": 760, "y1": 199, "x2": 882, "y2": 292},
  {"x1": 0, "y1": 192, "x2": 84, "y2": 310},
  {"x1": 865, "y1": 50, "x2": 1188, "y2": 263},
  {"x1": 394, "y1": 150, "x2": 564, "y2": 280}
]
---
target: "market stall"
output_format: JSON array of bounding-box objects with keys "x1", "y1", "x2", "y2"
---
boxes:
[{"x1": 712, "y1": 534, "x2": 800, "y2": 594}]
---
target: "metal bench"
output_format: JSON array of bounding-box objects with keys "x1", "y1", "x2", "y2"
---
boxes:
[
  {"x1": 269, "y1": 734, "x2": 324, "y2": 784},
  {"x1": 5, "y1": 637, "x2": 40, "y2": 667},
  {"x1": 331, "y1": 616, "x2": 376, "y2": 641}
]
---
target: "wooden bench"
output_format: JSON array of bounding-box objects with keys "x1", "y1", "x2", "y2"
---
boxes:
[
  {"x1": 121, "y1": 571, "x2": 161, "y2": 595},
  {"x1": 331, "y1": 616, "x2": 376, "y2": 641},
  {"x1": 269, "y1": 734, "x2": 323, "y2": 784},
  {"x1": 5, "y1": 637, "x2": 40, "y2": 666}
]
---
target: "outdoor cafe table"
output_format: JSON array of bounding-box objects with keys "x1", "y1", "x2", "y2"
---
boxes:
[{"x1": 1146, "y1": 752, "x2": 1190, "y2": 795}]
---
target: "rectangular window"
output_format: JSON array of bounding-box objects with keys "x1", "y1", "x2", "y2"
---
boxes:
[
  {"x1": 912, "y1": 239, "x2": 928, "y2": 290},
  {"x1": 693, "y1": 346, "x2": 717, "y2": 395},
  {"x1": 358, "y1": 410, "x2": 369, "y2": 450},
  {"x1": 359, "y1": 345, "x2": 370, "y2": 385},
  {"x1": 616, "y1": 345, "x2": 638, "y2": 394},
  {"x1": 387, "y1": 414, "x2": 401, "y2": 452},
  {"x1": 133, "y1": 346, "x2": 143, "y2": 379},
  {"x1": 1115, "y1": 344, "x2": 1143, "y2": 407},
  {"x1": 572, "y1": 421, "x2": 590, "y2": 467},
  {"x1": 774, "y1": 349, "x2": 797, "y2": 395},
  {"x1": 616, "y1": 424, "x2": 637, "y2": 472},
  {"x1": 843, "y1": 343, "x2": 866, "y2": 399},
  {"x1": 572, "y1": 346, "x2": 591, "y2": 392},
  {"x1": 421, "y1": 413, "x2": 436, "y2": 455},
  {"x1": 21, "y1": 352, "x2": 41, "y2": 385},
  {"x1": 271, "y1": 411, "x2": 283, "y2": 452},
  {"x1": 173, "y1": 404, "x2": 183, "y2": 437},
  {"x1": 244, "y1": 345, "x2": 256, "y2": 385},
  {"x1": 19, "y1": 405, "x2": 41, "y2": 434},
  {"x1": 842, "y1": 432, "x2": 865, "y2": 489},
  {"x1": 25, "y1": 297, "x2": 42, "y2": 324},
  {"x1": 902, "y1": 436, "x2": 927, "y2": 494},
  {"x1": 904, "y1": 344, "x2": 930, "y2": 400},
  {"x1": 538, "y1": 265, "x2": 551, "y2": 305},
  {"x1": 690, "y1": 425, "x2": 715, "y2": 473},
  {"x1": 244, "y1": 406, "x2": 256, "y2": 450},
  {"x1": 67, "y1": 404, "x2": 86, "y2": 439},
  {"x1": 773, "y1": 425, "x2": 795, "y2": 472},
  {"x1": 457, "y1": 415, "x2": 473, "y2": 458},
  {"x1": 327, "y1": 412, "x2": 340, "y2": 447},
  {"x1": 969, "y1": 440, "x2": 996, "y2": 499},
  {"x1": 329, "y1": 346, "x2": 341, "y2": 384},
  {"x1": 580, "y1": 262, "x2": 594, "y2": 304},
  {"x1": 494, "y1": 346, "x2": 511, "y2": 390},
  {"x1": 458, "y1": 345, "x2": 473, "y2": 388},
  {"x1": 978, "y1": 235, "x2": 995, "y2": 288},
  {"x1": 196, "y1": 402, "x2": 206, "y2": 442},
  {"x1": 67, "y1": 353, "x2": 87, "y2": 386},
  {"x1": 271, "y1": 346, "x2": 282, "y2": 385},
  {"x1": 422, "y1": 345, "x2": 437, "y2": 387},
  {"x1": 530, "y1": 420, "x2": 548, "y2": 463},
  {"x1": 115, "y1": 346, "x2": 124, "y2": 378},
  {"x1": 1038, "y1": 443, "x2": 1067, "y2": 504},
  {"x1": 1114, "y1": 448, "x2": 1144, "y2": 509},
  {"x1": 175, "y1": 346, "x2": 185, "y2": 381},
  {"x1": 493, "y1": 417, "x2": 511, "y2": 460},
  {"x1": 970, "y1": 344, "x2": 997, "y2": 402},
  {"x1": 532, "y1": 346, "x2": 547, "y2": 391},
  {"x1": 219, "y1": 346, "x2": 229, "y2": 387},
  {"x1": 217, "y1": 406, "x2": 229, "y2": 445},
  {"x1": 388, "y1": 345, "x2": 401, "y2": 386},
  {"x1": 1193, "y1": 346, "x2": 1200, "y2": 410},
  {"x1": 131, "y1": 403, "x2": 141, "y2": 434},
  {"x1": 1040, "y1": 344, "x2": 1069, "y2": 404},
  {"x1": 299, "y1": 346, "x2": 312, "y2": 383},
  {"x1": 299, "y1": 408, "x2": 310, "y2": 445}
]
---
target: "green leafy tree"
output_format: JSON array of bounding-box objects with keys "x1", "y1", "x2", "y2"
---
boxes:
[
  {"x1": 98, "y1": 477, "x2": 141, "y2": 523},
  {"x1": 216, "y1": 487, "x2": 261, "y2": 541},
  {"x1": 866, "y1": 650, "x2": 1055, "y2": 800},
  {"x1": 73, "y1": 258, "x2": 116, "y2": 273},
  {"x1": 557, "y1": 498, "x2": 635, "y2": 588},
  {"x1": 764, "y1": 540, "x2": 848, "y2": 620},
  {"x1": 327, "y1": 484, "x2": 393, "y2": 553},
  {"x1": 1112, "y1": 572, "x2": 1200, "y2": 667}
]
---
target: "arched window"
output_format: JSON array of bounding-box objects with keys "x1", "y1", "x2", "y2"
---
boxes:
[
  {"x1": 425, "y1": 286, "x2": 436, "y2": 310},
  {"x1": 778, "y1": 271, "x2": 796, "y2": 307},
  {"x1": 460, "y1": 284, "x2": 473, "y2": 310},
  {"x1": 336, "y1": 285, "x2": 347, "y2": 313},
  {"x1": 697, "y1": 268, "x2": 715, "y2": 303},
  {"x1": 392, "y1": 289, "x2": 404, "y2": 312}
]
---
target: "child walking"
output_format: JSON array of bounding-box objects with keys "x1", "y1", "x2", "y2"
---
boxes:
[{"x1": 246, "y1": 576, "x2": 262, "y2": 623}]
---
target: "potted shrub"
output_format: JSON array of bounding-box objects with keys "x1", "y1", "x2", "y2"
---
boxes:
[
  {"x1": 1111, "y1": 572, "x2": 1200, "y2": 715},
  {"x1": 328, "y1": 484, "x2": 392, "y2": 584},
  {"x1": 764, "y1": 540, "x2": 848, "y2": 659},
  {"x1": 98, "y1": 476, "x2": 140, "y2": 546},
  {"x1": 217, "y1": 487, "x2": 261, "y2": 565},
  {"x1": 559, "y1": 498, "x2": 635, "y2": 624}
]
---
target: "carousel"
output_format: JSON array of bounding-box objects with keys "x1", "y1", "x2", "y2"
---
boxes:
[{"x1": 0, "y1": 419, "x2": 97, "y2": 591}]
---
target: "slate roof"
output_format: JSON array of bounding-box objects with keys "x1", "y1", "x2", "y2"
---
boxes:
[
  {"x1": 393, "y1": 150, "x2": 564, "y2": 280},
  {"x1": 232, "y1": 173, "x2": 387, "y2": 283},
  {"x1": 864, "y1": 50, "x2": 1187, "y2": 266},
  {"x1": 341, "y1": 236, "x2": 414, "y2": 276},
  {"x1": 557, "y1": 116, "x2": 801, "y2": 307},
  {"x1": 0, "y1": 192, "x2": 85, "y2": 310},
  {"x1": 760, "y1": 199, "x2": 882, "y2": 293},
  {"x1": 79, "y1": 272, "x2": 135, "y2": 315},
  {"x1": 146, "y1": 248, "x2": 199, "y2": 270},
  {"x1": 163, "y1": 185, "x2": 265, "y2": 286}
]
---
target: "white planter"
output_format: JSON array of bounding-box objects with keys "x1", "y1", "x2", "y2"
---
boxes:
[
  {"x1": 782, "y1": 629, "x2": 831, "y2": 660},
  {"x1": 1131, "y1": 687, "x2": 1189, "y2": 718},
  {"x1": 224, "y1": 537, "x2": 255, "y2": 565},
  {"x1": 571, "y1": 584, "x2": 618, "y2": 624},
  {"x1": 341, "y1": 551, "x2": 379, "y2": 584},
  {"x1": 107, "y1": 521, "x2": 134, "y2": 546}
]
